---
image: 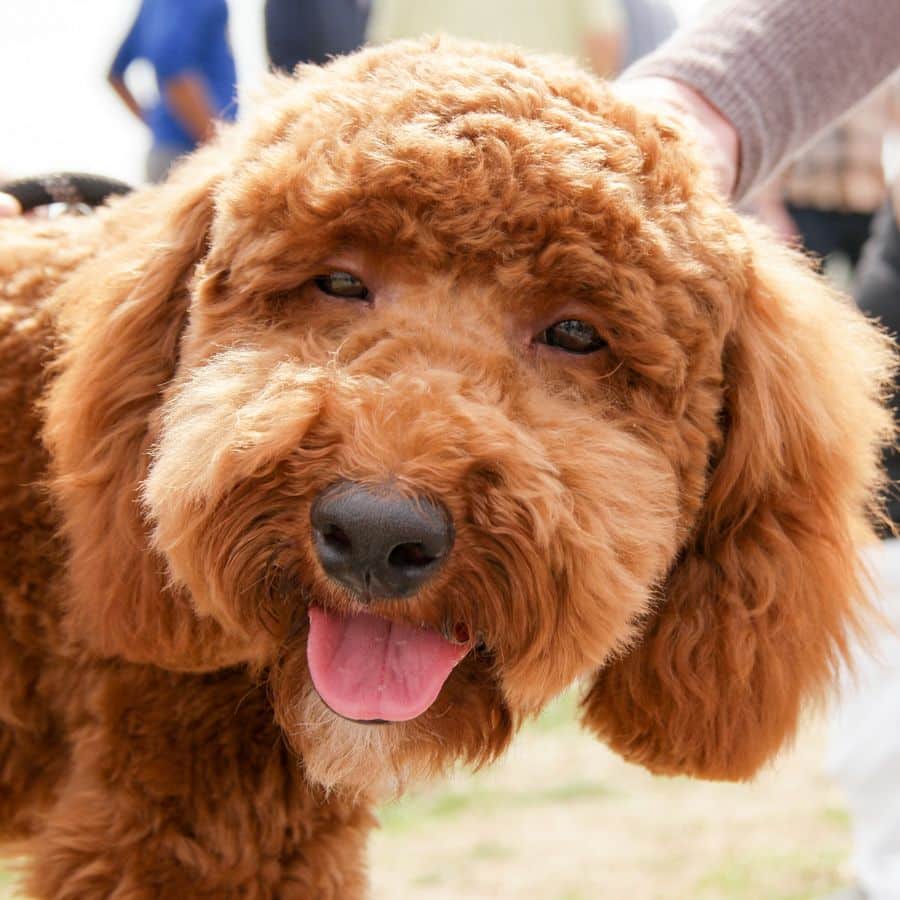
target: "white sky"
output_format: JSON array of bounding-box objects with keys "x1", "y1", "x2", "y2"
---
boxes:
[{"x1": 0, "y1": 0, "x2": 706, "y2": 186}]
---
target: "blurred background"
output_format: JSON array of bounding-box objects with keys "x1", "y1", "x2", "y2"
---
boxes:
[
  {"x1": 0, "y1": 0, "x2": 707, "y2": 185},
  {"x1": 1, "y1": 2, "x2": 896, "y2": 898},
  {"x1": 1, "y1": 0, "x2": 262, "y2": 183}
]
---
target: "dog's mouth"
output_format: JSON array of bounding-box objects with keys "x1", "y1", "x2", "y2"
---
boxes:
[{"x1": 306, "y1": 606, "x2": 473, "y2": 723}]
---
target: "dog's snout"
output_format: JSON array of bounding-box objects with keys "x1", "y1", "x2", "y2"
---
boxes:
[{"x1": 310, "y1": 482, "x2": 454, "y2": 599}]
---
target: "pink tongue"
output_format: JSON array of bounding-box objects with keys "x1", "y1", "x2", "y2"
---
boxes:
[{"x1": 307, "y1": 607, "x2": 469, "y2": 722}]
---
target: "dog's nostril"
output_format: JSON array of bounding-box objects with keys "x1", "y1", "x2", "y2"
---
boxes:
[
  {"x1": 323, "y1": 524, "x2": 352, "y2": 552},
  {"x1": 388, "y1": 541, "x2": 435, "y2": 569}
]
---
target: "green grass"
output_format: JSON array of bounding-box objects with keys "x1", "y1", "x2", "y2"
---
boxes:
[
  {"x1": 821, "y1": 805, "x2": 851, "y2": 828},
  {"x1": 469, "y1": 840, "x2": 514, "y2": 861},
  {"x1": 527, "y1": 688, "x2": 580, "y2": 734},
  {"x1": 378, "y1": 775, "x2": 616, "y2": 832},
  {"x1": 378, "y1": 689, "x2": 613, "y2": 833},
  {"x1": 0, "y1": 867, "x2": 21, "y2": 900},
  {"x1": 694, "y1": 848, "x2": 847, "y2": 900}
]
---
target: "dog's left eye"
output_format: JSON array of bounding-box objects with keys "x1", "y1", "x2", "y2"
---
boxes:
[
  {"x1": 538, "y1": 319, "x2": 607, "y2": 354},
  {"x1": 312, "y1": 272, "x2": 370, "y2": 301}
]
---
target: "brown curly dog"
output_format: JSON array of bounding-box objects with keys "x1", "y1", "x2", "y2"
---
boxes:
[{"x1": 0, "y1": 38, "x2": 893, "y2": 898}]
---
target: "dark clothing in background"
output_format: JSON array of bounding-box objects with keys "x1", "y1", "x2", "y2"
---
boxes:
[
  {"x1": 855, "y1": 197, "x2": 900, "y2": 527},
  {"x1": 265, "y1": 0, "x2": 370, "y2": 71},
  {"x1": 788, "y1": 204, "x2": 874, "y2": 270}
]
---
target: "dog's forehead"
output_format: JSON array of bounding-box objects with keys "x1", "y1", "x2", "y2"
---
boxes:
[{"x1": 218, "y1": 41, "x2": 666, "y2": 269}]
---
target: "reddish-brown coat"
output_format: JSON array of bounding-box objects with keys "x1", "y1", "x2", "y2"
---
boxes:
[{"x1": 0, "y1": 38, "x2": 893, "y2": 897}]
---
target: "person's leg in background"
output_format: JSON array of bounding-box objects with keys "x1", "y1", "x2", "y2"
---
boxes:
[
  {"x1": 841, "y1": 210, "x2": 876, "y2": 269},
  {"x1": 786, "y1": 203, "x2": 845, "y2": 264},
  {"x1": 145, "y1": 144, "x2": 185, "y2": 184},
  {"x1": 827, "y1": 542, "x2": 900, "y2": 900},
  {"x1": 827, "y1": 196, "x2": 900, "y2": 900}
]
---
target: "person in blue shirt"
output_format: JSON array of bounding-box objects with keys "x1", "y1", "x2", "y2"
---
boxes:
[{"x1": 108, "y1": 0, "x2": 238, "y2": 183}]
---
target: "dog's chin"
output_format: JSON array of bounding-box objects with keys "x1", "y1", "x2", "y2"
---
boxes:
[
  {"x1": 315, "y1": 693, "x2": 392, "y2": 726},
  {"x1": 288, "y1": 682, "x2": 449, "y2": 801}
]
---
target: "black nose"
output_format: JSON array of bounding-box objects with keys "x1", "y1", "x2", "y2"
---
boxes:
[{"x1": 310, "y1": 482, "x2": 454, "y2": 599}]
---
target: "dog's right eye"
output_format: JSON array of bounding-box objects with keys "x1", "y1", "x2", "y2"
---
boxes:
[
  {"x1": 312, "y1": 272, "x2": 370, "y2": 301},
  {"x1": 538, "y1": 319, "x2": 607, "y2": 355}
]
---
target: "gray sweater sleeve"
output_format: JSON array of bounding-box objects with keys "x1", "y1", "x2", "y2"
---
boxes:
[{"x1": 621, "y1": 0, "x2": 900, "y2": 200}]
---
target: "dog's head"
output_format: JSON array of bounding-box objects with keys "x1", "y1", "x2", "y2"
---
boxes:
[{"x1": 44, "y1": 39, "x2": 893, "y2": 795}]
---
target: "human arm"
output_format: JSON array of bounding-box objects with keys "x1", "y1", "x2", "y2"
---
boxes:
[
  {"x1": 151, "y1": 0, "x2": 228, "y2": 144},
  {"x1": 618, "y1": 0, "x2": 900, "y2": 201},
  {"x1": 108, "y1": 15, "x2": 145, "y2": 123},
  {"x1": 162, "y1": 75, "x2": 219, "y2": 143},
  {"x1": 107, "y1": 72, "x2": 145, "y2": 124}
]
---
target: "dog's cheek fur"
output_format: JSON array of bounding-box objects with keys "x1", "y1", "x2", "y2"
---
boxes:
[
  {"x1": 144, "y1": 348, "x2": 329, "y2": 632},
  {"x1": 464, "y1": 418, "x2": 681, "y2": 715},
  {"x1": 581, "y1": 225, "x2": 896, "y2": 780}
]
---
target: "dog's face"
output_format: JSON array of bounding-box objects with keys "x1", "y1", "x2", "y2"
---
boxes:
[{"x1": 45, "y1": 40, "x2": 892, "y2": 795}]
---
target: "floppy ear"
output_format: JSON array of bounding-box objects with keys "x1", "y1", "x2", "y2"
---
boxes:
[
  {"x1": 581, "y1": 227, "x2": 895, "y2": 780},
  {"x1": 42, "y1": 143, "x2": 244, "y2": 669}
]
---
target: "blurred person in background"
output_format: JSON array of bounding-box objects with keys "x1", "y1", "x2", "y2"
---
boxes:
[
  {"x1": 753, "y1": 78, "x2": 900, "y2": 274},
  {"x1": 264, "y1": 0, "x2": 371, "y2": 73},
  {"x1": 108, "y1": 0, "x2": 238, "y2": 183},
  {"x1": 367, "y1": 0, "x2": 626, "y2": 78},
  {"x1": 619, "y1": 0, "x2": 677, "y2": 69}
]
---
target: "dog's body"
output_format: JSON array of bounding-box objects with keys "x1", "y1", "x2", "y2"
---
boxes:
[{"x1": 0, "y1": 40, "x2": 893, "y2": 897}]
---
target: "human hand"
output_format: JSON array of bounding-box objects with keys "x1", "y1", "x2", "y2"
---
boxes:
[
  {"x1": 614, "y1": 76, "x2": 740, "y2": 199},
  {"x1": 0, "y1": 192, "x2": 22, "y2": 216}
]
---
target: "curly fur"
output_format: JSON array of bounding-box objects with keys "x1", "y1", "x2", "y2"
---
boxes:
[{"x1": 0, "y1": 38, "x2": 893, "y2": 897}]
